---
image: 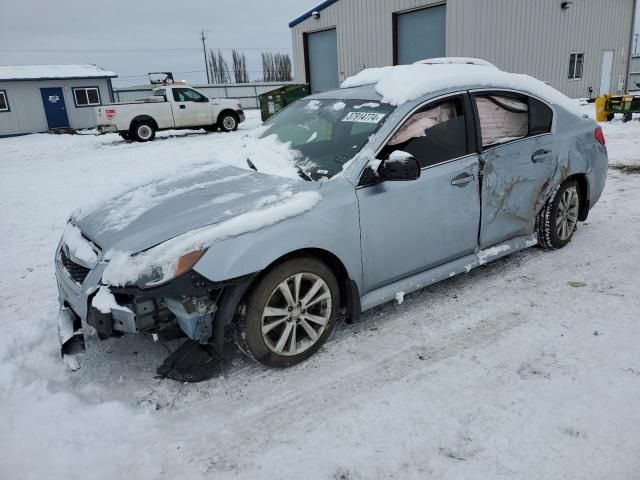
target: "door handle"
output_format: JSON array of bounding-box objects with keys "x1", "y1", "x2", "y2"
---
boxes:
[
  {"x1": 532, "y1": 149, "x2": 553, "y2": 163},
  {"x1": 451, "y1": 174, "x2": 475, "y2": 186},
  {"x1": 179, "y1": 105, "x2": 186, "y2": 109}
]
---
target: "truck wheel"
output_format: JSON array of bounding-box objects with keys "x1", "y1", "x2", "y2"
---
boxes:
[
  {"x1": 606, "y1": 113, "x2": 615, "y2": 121},
  {"x1": 218, "y1": 112, "x2": 239, "y2": 132},
  {"x1": 132, "y1": 122, "x2": 155, "y2": 142},
  {"x1": 234, "y1": 257, "x2": 340, "y2": 368},
  {"x1": 537, "y1": 180, "x2": 580, "y2": 250}
]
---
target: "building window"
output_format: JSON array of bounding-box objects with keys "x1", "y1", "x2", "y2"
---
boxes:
[
  {"x1": 568, "y1": 53, "x2": 584, "y2": 80},
  {"x1": 73, "y1": 87, "x2": 101, "y2": 107},
  {"x1": 0, "y1": 90, "x2": 9, "y2": 112}
]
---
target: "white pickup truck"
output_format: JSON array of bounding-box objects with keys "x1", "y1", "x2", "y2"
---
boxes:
[{"x1": 96, "y1": 85, "x2": 245, "y2": 142}]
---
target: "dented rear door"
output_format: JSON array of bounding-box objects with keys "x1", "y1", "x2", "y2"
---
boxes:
[
  {"x1": 479, "y1": 135, "x2": 557, "y2": 248},
  {"x1": 473, "y1": 92, "x2": 558, "y2": 248}
]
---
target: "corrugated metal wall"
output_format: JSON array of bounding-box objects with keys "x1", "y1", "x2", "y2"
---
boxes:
[
  {"x1": 291, "y1": 0, "x2": 636, "y2": 98},
  {"x1": 629, "y1": 55, "x2": 640, "y2": 91},
  {"x1": 447, "y1": 0, "x2": 635, "y2": 98}
]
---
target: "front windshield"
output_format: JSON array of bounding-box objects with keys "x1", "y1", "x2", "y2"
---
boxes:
[{"x1": 260, "y1": 99, "x2": 395, "y2": 180}]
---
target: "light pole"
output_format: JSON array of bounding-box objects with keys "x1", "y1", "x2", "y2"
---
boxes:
[{"x1": 201, "y1": 29, "x2": 211, "y2": 84}]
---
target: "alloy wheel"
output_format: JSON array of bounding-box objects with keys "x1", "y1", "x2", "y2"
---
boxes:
[
  {"x1": 556, "y1": 186, "x2": 579, "y2": 241},
  {"x1": 261, "y1": 272, "x2": 332, "y2": 356}
]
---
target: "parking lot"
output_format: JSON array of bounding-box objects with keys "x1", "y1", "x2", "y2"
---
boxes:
[{"x1": 0, "y1": 106, "x2": 639, "y2": 479}]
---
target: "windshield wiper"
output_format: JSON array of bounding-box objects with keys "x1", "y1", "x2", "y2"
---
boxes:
[{"x1": 294, "y1": 163, "x2": 313, "y2": 182}]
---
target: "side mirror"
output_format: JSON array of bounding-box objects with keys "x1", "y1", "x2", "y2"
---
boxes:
[{"x1": 380, "y1": 152, "x2": 420, "y2": 181}]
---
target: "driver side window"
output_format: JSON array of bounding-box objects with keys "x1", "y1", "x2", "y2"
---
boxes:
[{"x1": 380, "y1": 97, "x2": 468, "y2": 168}]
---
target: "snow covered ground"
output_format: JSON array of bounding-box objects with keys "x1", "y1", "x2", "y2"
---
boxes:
[{"x1": 1, "y1": 106, "x2": 639, "y2": 480}]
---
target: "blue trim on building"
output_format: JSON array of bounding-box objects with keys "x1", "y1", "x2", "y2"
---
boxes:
[{"x1": 289, "y1": 0, "x2": 340, "y2": 28}]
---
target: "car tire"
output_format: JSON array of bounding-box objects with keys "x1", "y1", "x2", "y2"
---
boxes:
[
  {"x1": 132, "y1": 121, "x2": 156, "y2": 142},
  {"x1": 218, "y1": 112, "x2": 239, "y2": 132},
  {"x1": 119, "y1": 132, "x2": 131, "y2": 141},
  {"x1": 606, "y1": 113, "x2": 615, "y2": 122},
  {"x1": 537, "y1": 180, "x2": 580, "y2": 250},
  {"x1": 234, "y1": 257, "x2": 340, "y2": 368}
]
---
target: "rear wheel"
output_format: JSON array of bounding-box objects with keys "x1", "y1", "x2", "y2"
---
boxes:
[
  {"x1": 537, "y1": 180, "x2": 580, "y2": 249},
  {"x1": 218, "y1": 112, "x2": 239, "y2": 132},
  {"x1": 132, "y1": 121, "x2": 155, "y2": 142},
  {"x1": 234, "y1": 258, "x2": 340, "y2": 368}
]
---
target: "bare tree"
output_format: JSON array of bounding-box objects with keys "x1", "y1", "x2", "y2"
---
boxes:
[
  {"x1": 208, "y1": 49, "x2": 230, "y2": 84},
  {"x1": 262, "y1": 52, "x2": 292, "y2": 82},
  {"x1": 231, "y1": 50, "x2": 249, "y2": 83}
]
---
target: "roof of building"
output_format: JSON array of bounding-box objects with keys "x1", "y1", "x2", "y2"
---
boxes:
[
  {"x1": 289, "y1": 0, "x2": 339, "y2": 28},
  {"x1": 0, "y1": 64, "x2": 117, "y2": 81}
]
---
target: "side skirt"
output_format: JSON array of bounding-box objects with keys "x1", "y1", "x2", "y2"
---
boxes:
[{"x1": 360, "y1": 233, "x2": 537, "y2": 312}]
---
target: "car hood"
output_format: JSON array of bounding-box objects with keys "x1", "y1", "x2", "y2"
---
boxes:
[{"x1": 73, "y1": 165, "x2": 310, "y2": 255}]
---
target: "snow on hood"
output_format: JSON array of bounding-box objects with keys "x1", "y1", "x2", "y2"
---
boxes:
[
  {"x1": 102, "y1": 190, "x2": 322, "y2": 287},
  {"x1": 73, "y1": 165, "x2": 306, "y2": 256},
  {"x1": 341, "y1": 63, "x2": 583, "y2": 116},
  {"x1": 61, "y1": 223, "x2": 98, "y2": 268}
]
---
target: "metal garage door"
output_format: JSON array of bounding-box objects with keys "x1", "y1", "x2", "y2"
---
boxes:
[
  {"x1": 306, "y1": 28, "x2": 339, "y2": 93},
  {"x1": 395, "y1": 5, "x2": 446, "y2": 65}
]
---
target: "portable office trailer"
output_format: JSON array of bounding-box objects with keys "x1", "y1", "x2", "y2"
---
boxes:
[{"x1": 0, "y1": 65, "x2": 117, "y2": 137}]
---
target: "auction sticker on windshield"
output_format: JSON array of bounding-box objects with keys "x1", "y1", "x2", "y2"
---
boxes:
[{"x1": 342, "y1": 112, "x2": 386, "y2": 124}]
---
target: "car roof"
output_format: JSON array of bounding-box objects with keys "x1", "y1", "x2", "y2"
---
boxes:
[{"x1": 308, "y1": 84, "x2": 382, "y2": 102}]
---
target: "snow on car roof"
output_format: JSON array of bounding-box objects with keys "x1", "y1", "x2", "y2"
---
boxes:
[
  {"x1": 0, "y1": 64, "x2": 117, "y2": 81},
  {"x1": 414, "y1": 57, "x2": 497, "y2": 68},
  {"x1": 341, "y1": 63, "x2": 583, "y2": 116}
]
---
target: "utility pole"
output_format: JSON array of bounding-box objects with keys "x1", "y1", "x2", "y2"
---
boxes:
[{"x1": 200, "y1": 29, "x2": 210, "y2": 84}]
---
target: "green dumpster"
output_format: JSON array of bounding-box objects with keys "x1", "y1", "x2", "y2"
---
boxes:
[{"x1": 259, "y1": 84, "x2": 309, "y2": 122}]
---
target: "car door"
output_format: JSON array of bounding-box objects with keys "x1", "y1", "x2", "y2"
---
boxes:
[
  {"x1": 172, "y1": 88, "x2": 214, "y2": 127},
  {"x1": 356, "y1": 94, "x2": 481, "y2": 293},
  {"x1": 472, "y1": 91, "x2": 557, "y2": 248}
]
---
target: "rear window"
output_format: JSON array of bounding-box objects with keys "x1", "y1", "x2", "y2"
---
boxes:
[
  {"x1": 528, "y1": 97, "x2": 553, "y2": 136},
  {"x1": 474, "y1": 93, "x2": 553, "y2": 148},
  {"x1": 475, "y1": 95, "x2": 528, "y2": 147}
]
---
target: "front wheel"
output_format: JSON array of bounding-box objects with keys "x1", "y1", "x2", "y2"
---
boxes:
[
  {"x1": 218, "y1": 112, "x2": 239, "y2": 132},
  {"x1": 234, "y1": 258, "x2": 340, "y2": 368},
  {"x1": 537, "y1": 180, "x2": 580, "y2": 249}
]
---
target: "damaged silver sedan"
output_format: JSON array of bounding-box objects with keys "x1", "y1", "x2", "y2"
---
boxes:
[{"x1": 55, "y1": 62, "x2": 608, "y2": 381}]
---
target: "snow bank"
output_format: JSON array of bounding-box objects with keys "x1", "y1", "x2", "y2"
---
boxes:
[
  {"x1": 61, "y1": 223, "x2": 98, "y2": 268},
  {"x1": 102, "y1": 190, "x2": 322, "y2": 286},
  {"x1": 341, "y1": 63, "x2": 583, "y2": 116}
]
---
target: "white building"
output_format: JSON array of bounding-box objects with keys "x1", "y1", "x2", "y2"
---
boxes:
[
  {"x1": 289, "y1": 0, "x2": 636, "y2": 98},
  {"x1": 0, "y1": 65, "x2": 117, "y2": 137}
]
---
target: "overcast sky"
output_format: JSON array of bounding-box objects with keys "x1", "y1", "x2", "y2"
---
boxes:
[
  {"x1": 0, "y1": 0, "x2": 319, "y2": 87},
  {"x1": 0, "y1": 0, "x2": 638, "y2": 88}
]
